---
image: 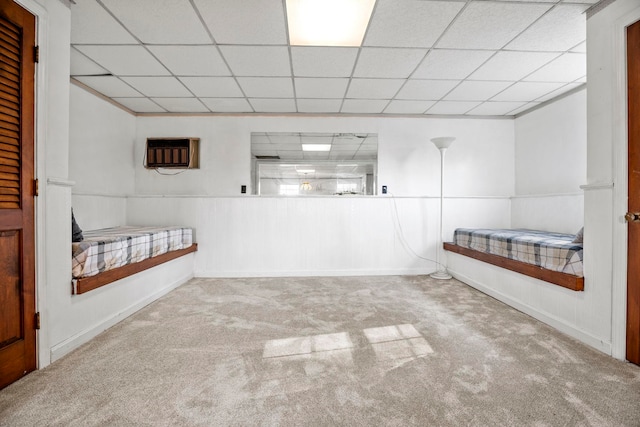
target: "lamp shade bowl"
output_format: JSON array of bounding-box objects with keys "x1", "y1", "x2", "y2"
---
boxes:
[{"x1": 431, "y1": 136, "x2": 455, "y2": 150}]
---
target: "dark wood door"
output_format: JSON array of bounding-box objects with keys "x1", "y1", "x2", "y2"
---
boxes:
[
  {"x1": 628, "y1": 20, "x2": 640, "y2": 365},
  {"x1": 0, "y1": 0, "x2": 36, "y2": 389}
]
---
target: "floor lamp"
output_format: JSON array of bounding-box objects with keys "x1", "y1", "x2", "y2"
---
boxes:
[{"x1": 430, "y1": 136, "x2": 455, "y2": 280}]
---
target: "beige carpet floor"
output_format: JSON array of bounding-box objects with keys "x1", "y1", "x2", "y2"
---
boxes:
[{"x1": 1, "y1": 276, "x2": 640, "y2": 426}]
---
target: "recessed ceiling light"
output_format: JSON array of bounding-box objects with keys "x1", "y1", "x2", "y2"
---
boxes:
[
  {"x1": 286, "y1": 0, "x2": 376, "y2": 47},
  {"x1": 302, "y1": 144, "x2": 332, "y2": 151},
  {"x1": 297, "y1": 169, "x2": 316, "y2": 173}
]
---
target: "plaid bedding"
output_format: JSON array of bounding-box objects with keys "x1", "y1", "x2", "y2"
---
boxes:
[
  {"x1": 453, "y1": 228, "x2": 583, "y2": 277},
  {"x1": 72, "y1": 226, "x2": 193, "y2": 279}
]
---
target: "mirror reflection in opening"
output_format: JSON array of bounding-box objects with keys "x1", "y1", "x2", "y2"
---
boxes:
[{"x1": 251, "y1": 132, "x2": 378, "y2": 196}]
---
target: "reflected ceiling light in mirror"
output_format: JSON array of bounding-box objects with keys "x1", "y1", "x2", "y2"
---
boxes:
[
  {"x1": 286, "y1": 0, "x2": 376, "y2": 46},
  {"x1": 302, "y1": 144, "x2": 331, "y2": 152},
  {"x1": 300, "y1": 173, "x2": 313, "y2": 191}
]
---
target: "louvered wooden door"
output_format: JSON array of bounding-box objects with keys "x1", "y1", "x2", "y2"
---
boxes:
[{"x1": 0, "y1": 0, "x2": 36, "y2": 389}]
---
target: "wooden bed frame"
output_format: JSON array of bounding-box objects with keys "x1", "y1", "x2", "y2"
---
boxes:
[
  {"x1": 72, "y1": 244, "x2": 198, "y2": 295},
  {"x1": 443, "y1": 242, "x2": 584, "y2": 291}
]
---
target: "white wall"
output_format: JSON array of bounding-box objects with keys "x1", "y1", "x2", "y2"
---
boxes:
[
  {"x1": 69, "y1": 84, "x2": 135, "y2": 230},
  {"x1": 127, "y1": 195, "x2": 511, "y2": 277},
  {"x1": 585, "y1": 0, "x2": 640, "y2": 359},
  {"x1": 130, "y1": 115, "x2": 514, "y2": 276},
  {"x1": 39, "y1": 44, "x2": 192, "y2": 364},
  {"x1": 447, "y1": 90, "x2": 594, "y2": 352},
  {"x1": 512, "y1": 89, "x2": 586, "y2": 234},
  {"x1": 134, "y1": 116, "x2": 515, "y2": 198}
]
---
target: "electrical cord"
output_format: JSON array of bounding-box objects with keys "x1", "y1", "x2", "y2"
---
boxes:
[{"x1": 387, "y1": 192, "x2": 445, "y2": 270}]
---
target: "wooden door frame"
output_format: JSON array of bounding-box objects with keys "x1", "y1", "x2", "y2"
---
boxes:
[
  {"x1": 611, "y1": 7, "x2": 640, "y2": 361},
  {"x1": 11, "y1": 0, "x2": 49, "y2": 369}
]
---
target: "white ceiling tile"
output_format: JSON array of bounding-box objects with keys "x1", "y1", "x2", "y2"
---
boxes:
[
  {"x1": 71, "y1": 0, "x2": 137, "y2": 44},
  {"x1": 294, "y1": 78, "x2": 349, "y2": 99},
  {"x1": 437, "y1": 2, "x2": 551, "y2": 49},
  {"x1": 250, "y1": 98, "x2": 297, "y2": 113},
  {"x1": 384, "y1": 100, "x2": 436, "y2": 114},
  {"x1": 329, "y1": 152, "x2": 356, "y2": 160},
  {"x1": 467, "y1": 102, "x2": 527, "y2": 116},
  {"x1": 272, "y1": 143, "x2": 301, "y2": 151},
  {"x1": 303, "y1": 152, "x2": 330, "y2": 160},
  {"x1": 237, "y1": 77, "x2": 294, "y2": 98},
  {"x1": 201, "y1": 98, "x2": 253, "y2": 113},
  {"x1": 353, "y1": 48, "x2": 427, "y2": 78},
  {"x1": 70, "y1": 48, "x2": 109, "y2": 76},
  {"x1": 575, "y1": 76, "x2": 587, "y2": 83},
  {"x1": 121, "y1": 77, "x2": 192, "y2": 97},
  {"x1": 469, "y1": 51, "x2": 560, "y2": 81},
  {"x1": 152, "y1": 97, "x2": 210, "y2": 113},
  {"x1": 291, "y1": 47, "x2": 359, "y2": 77},
  {"x1": 268, "y1": 135, "x2": 301, "y2": 144},
  {"x1": 219, "y1": 46, "x2": 291, "y2": 77},
  {"x1": 332, "y1": 144, "x2": 361, "y2": 152},
  {"x1": 571, "y1": 41, "x2": 587, "y2": 53},
  {"x1": 278, "y1": 151, "x2": 304, "y2": 159},
  {"x1": 412, "y1": 49, "x2": 494, "y2": 80},
  {"x1": 341, "y1": 100, "x2": 389, "y2": 114},
  {"x1": 426, "y1": 101, "x2": 481, "y2": 115},
  {"x1": 147, "y1": 46, "x2": 230, "y2": 76},
  {"x1": 251, "y1": 143, "x2": 273, "y2": 152},
  {"x1": 491, "y1": 82, "x2": 565, "y2": 102},
  {"x1": 354, "y1": 150, "x2": 377, "y2": 159},
  {"x1": 75, "y1": 45, "x2": 170, "y2": 76},
  {"x1": 535, "y1": 82, "x2": 583, "y2": 102},
  {"x1": 444, "y1": 81, "x2": 513, "y2": 101},
  {"x1": 509, "y1": 102, "x2": 541, "y2": 116},
  {"x1": 301, "y1": 135, "x2": 333, "y2": 144},
  {"x1": 252, "y1": 150, "x2": 278, "y2": 157},
  {"x1": 100, "y1": 0, "x2": 211, "y2": 44},
  {"x1": 364, "y1": 0, "x2": 463, "y2": 48},
  {"x1": 192, "y1": 0, "x2": 286, "y2": 45},
  {"x1": 347, "y1": 79, "x2": 404, "y2": 99},
  {"x1": 524, "y1": 53, "x2": 586, "y2": 82},
  {"x1": 112, "y1": 97, "x2": 166, "y2": 113},
  {"x1": 395, "y1": 80, "x2": 459, "y2": 100},
  {"x1": 179, "y1": 77, "x2": 243, "y2": 97},
  {"x1": 75, "y1": 76, "x2": 142, "y2": 97},
  {"x1": 506, "y1": 5, "x2": 588, "y2": 52},
  {"x1": 296, "y1": 99, "x2": 342, "y2": 113}
]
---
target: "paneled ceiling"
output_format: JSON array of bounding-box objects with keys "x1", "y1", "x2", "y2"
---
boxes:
[{"x1": 69, "y1": 0, "x2": 595, "y2": 117}]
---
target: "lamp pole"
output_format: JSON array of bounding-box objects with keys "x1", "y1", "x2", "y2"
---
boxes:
[{"x1": 430, "y1": 137, "x2": 455, "y2": 280}]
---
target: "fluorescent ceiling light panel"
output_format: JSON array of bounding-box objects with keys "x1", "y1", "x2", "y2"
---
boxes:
[
  {"x1": 297, "y1": 169, "x2": 316, "y2": 173},
  {"x1": 302, "y1": 144, "x2": 332, "y2": 151},
  {"x1": 286, "y1": 0, "x2": 376, "y2": 46}
]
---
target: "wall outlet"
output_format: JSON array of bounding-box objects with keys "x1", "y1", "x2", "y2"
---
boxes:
[
  {"x1": 382, "y1": 185, "x2": 387, "y2": 194},
  {"x1": 241, "y1": 185, "x2": 247, "y2": 194}
]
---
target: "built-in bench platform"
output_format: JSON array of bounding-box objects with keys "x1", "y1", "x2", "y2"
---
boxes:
[
  {"x1": 72, "y1": 244, "x2": 197, "y2": 295},
  {"x1": 72, "y1": 226, "x2": 196, "y2": 295},
  {"x1": 444, "y1": 242, "x2": 583, "y2": 291},
  {"x1": 444, "y1": 228, "x2": 584, "y2": 292}
]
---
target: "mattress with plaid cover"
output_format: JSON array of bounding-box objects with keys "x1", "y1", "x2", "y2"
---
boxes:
[
  {"x1": 72, "y1": 226, "x2": 193, "y2": 279},
  {"x1": 453, "y1": 228, "x2": 583, "y2": 277}
]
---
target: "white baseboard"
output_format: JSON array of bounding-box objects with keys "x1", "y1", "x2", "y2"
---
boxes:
[
  {"x1": 195, "y1": 268, "x2": 434, "y2": 278},
  {"x1": 450, "y1": 269, "x2": 612, "y2": 355},
  {"x1": 50, "y1": 273, "x2": 193, "y2": 362}
]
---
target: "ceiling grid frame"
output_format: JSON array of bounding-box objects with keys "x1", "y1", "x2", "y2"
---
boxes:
[{"x1": 69, "y1": 0, "x2": 594, "y2": 117}]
